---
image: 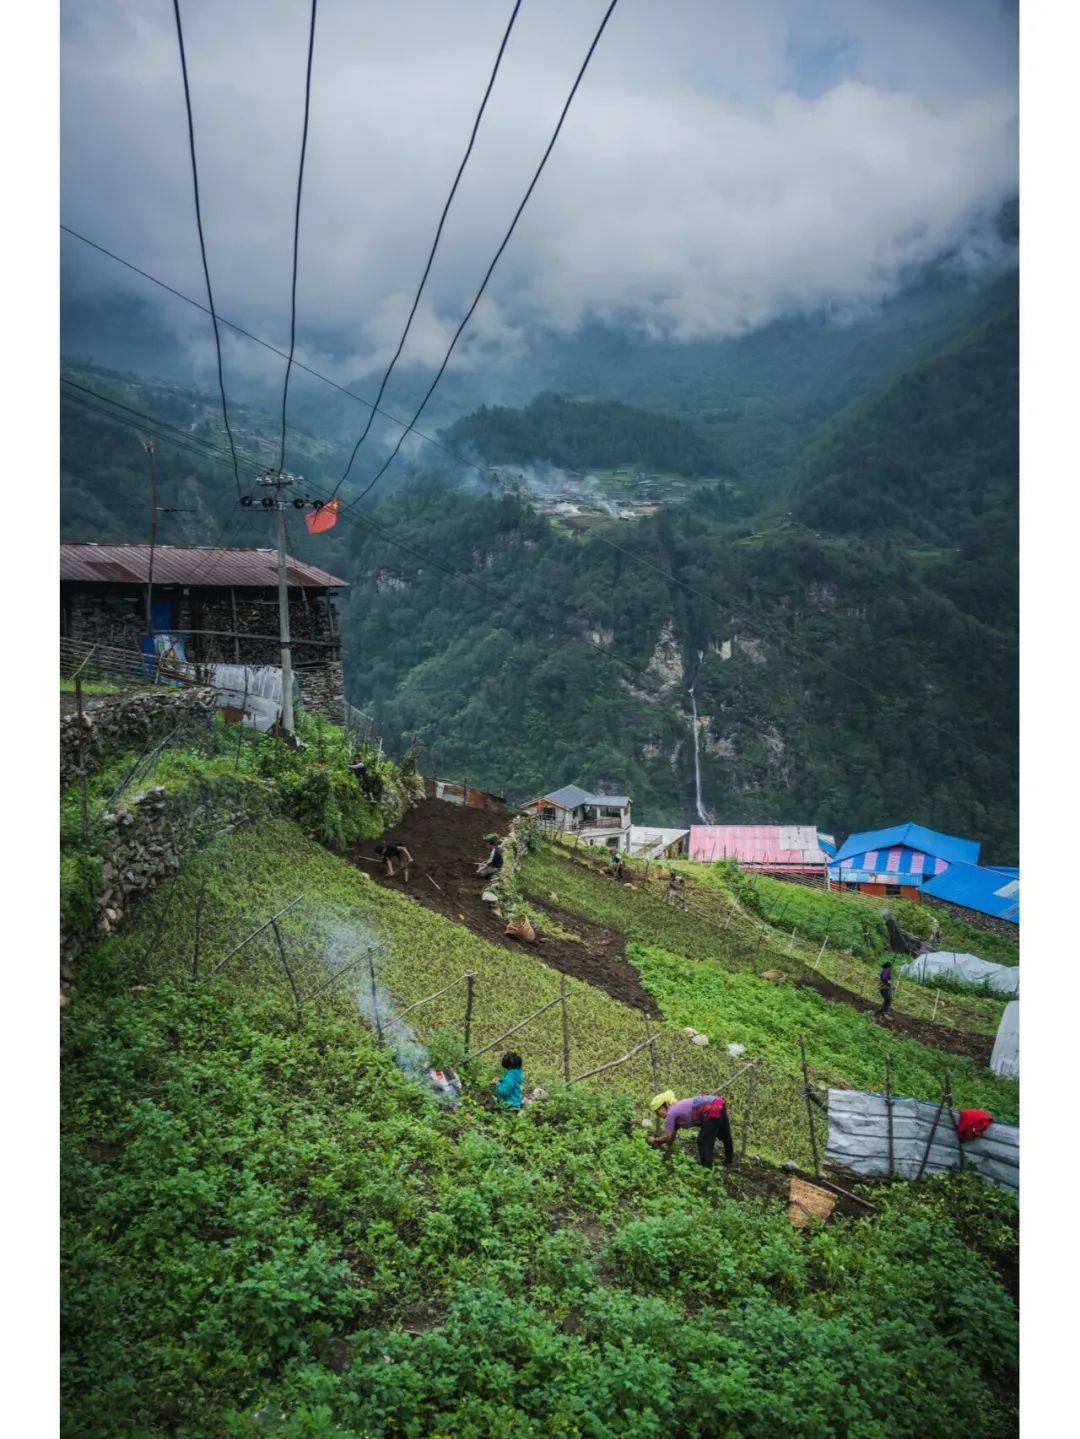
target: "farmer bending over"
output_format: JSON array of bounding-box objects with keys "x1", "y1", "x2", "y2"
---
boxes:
[
  {"x1": 375, "y1": 841, "x2": 413, "y2": 881},
  {"x1": 647, "y1": 1090, "x2": 734, "y2": 1167},
  {"x1": 477, "y1": 833, "x2": 504, "y2": 879}
]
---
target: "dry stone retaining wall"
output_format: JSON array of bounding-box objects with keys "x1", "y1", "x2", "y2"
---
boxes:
[
  {"x1": 60, "y1": 775, "x2": 274, "y2": 981},
  {"x1": 60, "y1": 687, "x2": 217, "y2": 790}
]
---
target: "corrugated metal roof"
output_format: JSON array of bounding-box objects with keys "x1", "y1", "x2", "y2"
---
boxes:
[
  {"x1": 524, "y1": 784, "x2": 631, "y2": 810},
  {"x1": 60, "y1": 542, "x2": 349, "y2": 589},
  {"x1": 921, "y1": 861, "x2": 1021, "y2": 923},
  {"x1": 689, "y1": 825, "x2": 829, "y2": 866},
  {"x1": 833, "y1": 823, "x2": 980, "y2": 867}
]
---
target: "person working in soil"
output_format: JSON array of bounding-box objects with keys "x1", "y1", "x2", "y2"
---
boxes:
[
  {"x1": 878, "y1": 959, "x2": 894, "y2": 1018},
  {"x1": 375, "y1": 841, "x2": 413, "y2": 882},
  {"x1": 477, "y1": 833, "x2": 504, "y2": 880},
  {"x1": 608, "y1": 849, "x2": 626, "y2": 881},
  {"x1": 666, "y1": 872, "x2": 687, "y2": 910},
  {"x1": 647, "y1": 1090, "x2": 734, "y2": 1167}
]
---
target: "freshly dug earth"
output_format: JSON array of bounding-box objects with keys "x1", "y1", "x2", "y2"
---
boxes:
[{"x1": 350, "y1": 799, "x2": 659, "y2": 1015}]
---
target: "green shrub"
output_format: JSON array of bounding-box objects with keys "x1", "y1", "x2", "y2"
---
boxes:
[{"x1": 60, "y1": 851, "x2": 103, "y2": 934}]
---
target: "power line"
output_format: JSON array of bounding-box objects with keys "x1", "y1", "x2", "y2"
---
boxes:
[
  {"x1": 60, "y1": 225, "x2": 492, "y2": 483},
  {"x1": 170, "y1": 0, "x2": 242, "y2": 499},
  {"x1": 333, "y1": 0, "x2": 525, "y2": 495},
  {"x1": 278, "y1": 0, "x2": 319, "y2": 474},
  {"x1": 343, "y1": 0, "x2": 622, "y2": 512}
]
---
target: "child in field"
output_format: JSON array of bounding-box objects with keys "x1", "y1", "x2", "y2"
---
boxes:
[{"x1": 492, "y1": 1051, "x2": 524, "y2": 1110}]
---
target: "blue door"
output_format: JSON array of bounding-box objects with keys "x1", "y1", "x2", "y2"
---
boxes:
[{"x1": 142, "y1": 596, "x2": 179, "y2": 673}]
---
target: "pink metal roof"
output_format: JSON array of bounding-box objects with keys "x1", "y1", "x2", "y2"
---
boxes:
[
  {"x1": 60, "y1": 542, "x2": 348, "y2": 590},
  {"x1": 689, "y1": 825, "x2": 829, "y2": 867}
]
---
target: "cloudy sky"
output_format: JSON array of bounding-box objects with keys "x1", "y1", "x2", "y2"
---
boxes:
[{"x1": 61, "y1": 0, "x2": 1017, "y2": 381}]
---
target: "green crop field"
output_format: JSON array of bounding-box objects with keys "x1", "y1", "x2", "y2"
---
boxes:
[{"x1": 63, "y1": 920, "x2": 1018, "y2": 1438}]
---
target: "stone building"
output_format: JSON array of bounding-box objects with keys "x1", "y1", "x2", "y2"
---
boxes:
[{"x1": 60, "y1": 541, "x2": 349, "y2": 721}]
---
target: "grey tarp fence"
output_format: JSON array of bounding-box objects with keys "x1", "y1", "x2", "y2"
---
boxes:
[
  {"x1": 825, "y1": 1088, "x2": 1019, "y2": 1194},
  {"x1": 989, "y1": 1001, "x2": 1020, "y2": 1078}
]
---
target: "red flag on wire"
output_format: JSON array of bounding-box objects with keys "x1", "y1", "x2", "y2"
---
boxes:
[{"x1": 306, "y1": 498, "x2": 340, "y2": 535}]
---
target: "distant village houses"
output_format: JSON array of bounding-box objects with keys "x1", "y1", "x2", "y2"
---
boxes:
[
  {"x1": 60, "y1": 541, "x2": 349, "y2": 722},
  {"x1": 828, "y1": 822, "x2": 1019, "y2": 933}
]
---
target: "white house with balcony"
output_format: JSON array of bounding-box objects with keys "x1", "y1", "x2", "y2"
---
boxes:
[{"x1": 521, "y1": 784, "x2": 633, "y2": 852}]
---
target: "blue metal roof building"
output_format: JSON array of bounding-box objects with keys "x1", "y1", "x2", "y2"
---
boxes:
[
  {"x1": 829, "y1": 823, "x2": 981, "y2": 895},
  {"x1": 921, "y1": 862, "x2": 1020, "y2": 924}
]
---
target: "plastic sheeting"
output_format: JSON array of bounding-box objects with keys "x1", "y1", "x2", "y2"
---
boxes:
[
  {"x1": 208, "y1": 664, "x2": 288, "y2": 732},
  {"x1": 825, "y1": 1088, "x2": 1019, "y2": 1194},
  {"x1": 902, "y1": 951, "x2": 1019, "y2": 996},
  {"x1": 990, "y1": 1001, "x2": 1019, "y2": 1078}
]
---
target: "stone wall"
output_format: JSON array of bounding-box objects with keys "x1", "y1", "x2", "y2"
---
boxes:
[
  {"x1": 297, "y1": 660, "x2": 347, "y2": 724},
  {"x1": 60, "y1": 687, "x2": 218, "y2": 790},
  {"x1": 60, "y1": 775, "x2": 273, "y2": 982}
]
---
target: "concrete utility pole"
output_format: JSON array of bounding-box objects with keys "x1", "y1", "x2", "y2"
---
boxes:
[
  {"x1": 259, "y1": 472, "x2": 298, "y2": 736},
  {"x1": 142, "y1": 439, "x2": 159, "y2": 638}
]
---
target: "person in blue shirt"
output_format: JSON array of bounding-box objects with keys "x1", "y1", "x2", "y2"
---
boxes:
[{"x1": 492, "y1": 1051, "x2": 524, "y2": 1110}]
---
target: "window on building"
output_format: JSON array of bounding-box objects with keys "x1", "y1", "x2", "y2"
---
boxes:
[{"x1": 884, "y1": 885, "x2": 901, "y2": 897}]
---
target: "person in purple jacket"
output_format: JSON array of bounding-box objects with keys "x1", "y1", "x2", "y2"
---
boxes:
[{"x1": 646, "y1": 1090, "x2": 734, "y2": 1167}]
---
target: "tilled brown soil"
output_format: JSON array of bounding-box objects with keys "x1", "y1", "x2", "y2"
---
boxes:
[{"x1": 349, "y1": 799, "x2": 660, "y2": 1015}]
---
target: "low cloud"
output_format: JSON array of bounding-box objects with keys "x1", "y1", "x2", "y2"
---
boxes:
[{"x1": 61, "y1": 0, "x2": 1017, "y2": 379}]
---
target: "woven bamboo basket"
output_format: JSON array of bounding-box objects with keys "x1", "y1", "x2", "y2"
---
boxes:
[{"x1": 787, "y1": 1177, "x2": 838, "y2": 1228}]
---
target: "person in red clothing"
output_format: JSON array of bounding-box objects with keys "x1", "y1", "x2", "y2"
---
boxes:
[{"x1": 647, "y1": 1091, "x2": 734, "y2": 1167}]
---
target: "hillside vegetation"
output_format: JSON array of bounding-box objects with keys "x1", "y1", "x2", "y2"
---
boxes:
[
  {"x1": 442, "y1": 391, "x2": 733, "y2": 478},
  {"x1": 63, "y1": 851, "x2": 1018, "y2": 1438}
]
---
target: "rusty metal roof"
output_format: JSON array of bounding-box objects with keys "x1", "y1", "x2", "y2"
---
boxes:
[{"x1": 60, "y1": 542, "x2": 349, "y2": 589}]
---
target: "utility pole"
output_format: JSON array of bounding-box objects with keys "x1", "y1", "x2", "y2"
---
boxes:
[
  {"x1": 259, "y1": 472, "x2": 297, "y2": 736},
  {"x1": 142, "y1": 439, "x2": 159, "y2": 638}
]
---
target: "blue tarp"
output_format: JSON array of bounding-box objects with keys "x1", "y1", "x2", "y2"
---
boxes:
[
  {"x1": 921, "y1": 861, "x2": 1020, "y2": 923},
  {"x1": 832, "y1": 823, "x2": 981, "y2": 867}
]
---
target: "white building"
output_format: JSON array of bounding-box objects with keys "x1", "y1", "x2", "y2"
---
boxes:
[
  {"x1": 521, "y1": 785, "x2": 632, "y2": 852},
  {"x1": 627, "y1": 826, "x2": 689, "y2": 861}
]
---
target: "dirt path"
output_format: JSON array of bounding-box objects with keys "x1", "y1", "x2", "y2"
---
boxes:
[
  {"x1": 350, "y1": 799, "x2": 660, "y2": 1016},
  {"x1": 537, "y1": 846, "x2": 994, "y2": 1065},
  {"x1": 793, "y1": 970, "x2": 993, "y2": 1064}
]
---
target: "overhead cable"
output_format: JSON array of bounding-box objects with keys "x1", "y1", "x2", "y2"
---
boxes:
[
  {"x1": 333, "y1": 0, "x2": 525, "y2": 494},
  {"x1": 342, "y1": 0, "x2": 622, "y2": 511},
  {"x1": 278, "y1": 0, "x2": 320, "y2": 473},
  {"x1": 170, "y1": 0, "x2": 243, "y2": 498}
]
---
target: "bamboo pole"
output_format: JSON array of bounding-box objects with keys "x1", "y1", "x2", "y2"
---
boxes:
[
  {"x1": 914, "y1": 1084, "x2": 949, "y2": 1182},
  {"x1": 209, "y1": 897, "x2": 302, "y2": 976},
  {"x1": 569, "y1": 1034, "x2": 656, "y2": 1085},
  {"x1": 305, "y1": 946, "x2": 384, "y2": 1003},
  {"x1": 271, "y1": 918, "x2": 303, "y2": 1024},
  {"x1": 387, "y1": 972, "x2": 469, "y2": 1023},
  {"x1": 560, "y1": 975, "x2": 571, "y2": 1083},
  {"x1": 464, "y1": 971, "x2": 475, "y2": 1053},
  {"x1": 368, "y1": 950, "x2": 383, "y2": 1047},
  {"x1": 191, "y1": 881, "x2": 207, "y2": 979},
  {"x1": 814, "y1": 934, "x2": 828, "y2": 969},
  {"x1": 466, "y1": 993, "x2": 564, "y2": 1062},
  {"x1": 799, "y1": 1035, "x2": 821, "y2": 1176},
  {"x1": 740, "y1": 1063, "x2": 757, "y2": 1157},
  {"x1": 885, "y1": 1054, "x2": 894, "y2": 1182}
]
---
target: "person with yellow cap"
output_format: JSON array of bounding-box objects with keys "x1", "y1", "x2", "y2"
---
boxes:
[{"x1": 647, "y1": 1090, "x2": 734, "y2": 1167}]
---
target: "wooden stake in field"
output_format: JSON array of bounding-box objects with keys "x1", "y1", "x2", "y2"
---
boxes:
[
  {"x1": 799, "y1": 1035, "x2": 821, "y2": 1177},
  {"x1": 740, "y1": 1063, "x2": 757, "y2": 1157},
  {"x1": 463, "y1": 971, "x2": 475, "y2": 1053},
  {"x1": 885, "y1": 1054, "x2": 894, "y2": 1182},
  {"x1": 932, "y1": 988, "x2": 941, "y2": 1021},
  {"x1": 368, "y1": 950, "x2": 383, "y2": 1047},
  {"x1": 560, "y1": 975, "x2": 571, "y2": 1083},
  {"x1": 814, "y1": 934, "x2": 828, "y2": 970},
  {"x1": 271, "y1": 918, "x2": 303, "y2": 1024}
]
